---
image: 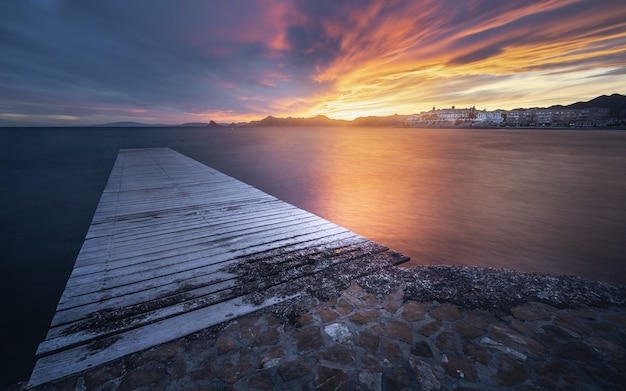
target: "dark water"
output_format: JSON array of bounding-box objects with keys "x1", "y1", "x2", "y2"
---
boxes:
[{"x1": 1, "y1": 126, "x2": 625, "y2": 387}]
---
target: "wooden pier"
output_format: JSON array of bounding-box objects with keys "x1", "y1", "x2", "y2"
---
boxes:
[{"x1": 28, "y1": 148, "x2": 406, "y2": 388}]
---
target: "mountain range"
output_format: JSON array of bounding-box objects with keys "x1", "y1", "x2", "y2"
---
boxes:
[{"x1": 92, "y1": 93, "x2": 625, "y2": 128}]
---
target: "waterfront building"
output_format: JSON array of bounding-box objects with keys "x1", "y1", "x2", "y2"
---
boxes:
[{"x1": 406, "y1": 105, "x2": 612, "y2": 128}]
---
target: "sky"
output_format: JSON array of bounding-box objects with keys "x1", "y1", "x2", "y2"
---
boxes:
[{"x1": 1, "y1": 0, "x2": 625, "y2": 126}]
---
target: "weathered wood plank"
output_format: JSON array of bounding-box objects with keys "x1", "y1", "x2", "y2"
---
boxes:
[
  {"x1": 51, "y1": 234, "x2": 367, "y2": 329},
  {"x1": 40, "y1": 240, "x2": 379, "y2": 355},
  {"x1": 28, "y1": 147, "x2": 406, "y2": 389},
  {"x1": 55, "y1": 232, "x2": 364, "y2": 320},
  {"x1": 84, "y1": 199, "x2": 288, "y2": 240},
  {"x1": 29, "y1": 295, "x2": 297, "y2": 388},
  {"x1": 76, "y1": 209, "x2": 321, "y2": 260},
  {"x1": 57, "y1": 226, "x2": 358, "y2": 305}
]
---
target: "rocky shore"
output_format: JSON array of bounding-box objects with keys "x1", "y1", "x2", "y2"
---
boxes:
[{"x1": 13, "y1": 265, "x2": 626, "y2": 391}]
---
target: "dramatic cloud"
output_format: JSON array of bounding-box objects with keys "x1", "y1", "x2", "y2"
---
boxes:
[{"x1": 0, "y1": 0, "x2": 625, "y2": 125}]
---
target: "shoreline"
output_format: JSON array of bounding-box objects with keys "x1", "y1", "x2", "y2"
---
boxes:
[{"x1": 14, "y1": 263, "x2": 626, "y2": 391}]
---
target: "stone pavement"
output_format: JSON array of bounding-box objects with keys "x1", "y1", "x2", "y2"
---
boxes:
[{"x1": 23, "y1": 283, "x2": 626, "y2": 390}]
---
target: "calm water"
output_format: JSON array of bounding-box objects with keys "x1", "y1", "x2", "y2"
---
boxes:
[{"x1": 1, "y1": 126, "x2": 625, "y2": 386}]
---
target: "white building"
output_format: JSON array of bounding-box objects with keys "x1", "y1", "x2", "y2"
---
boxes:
[{"x1": 475, "y1": 110, "x2": 504, "y2": 124}]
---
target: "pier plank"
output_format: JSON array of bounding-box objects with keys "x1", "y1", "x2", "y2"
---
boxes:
[
  {"x1": 28, "y1": 148, "x2": 405, "y2": 389},
  {"x1": 55, "y1": 232, "x2": 363, "y2": 316}
]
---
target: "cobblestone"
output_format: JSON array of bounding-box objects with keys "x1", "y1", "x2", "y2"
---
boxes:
[{"x1": 25, "y1": 283, "x2": 626, "y2": 390}]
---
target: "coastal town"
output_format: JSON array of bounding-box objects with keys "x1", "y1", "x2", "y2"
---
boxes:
[
  {"x1": 404, "y1": 93, "x2": 626, "y2": 128},
  {"x1": 405, "y1": 105, "x2": 614, "y2": 128}
]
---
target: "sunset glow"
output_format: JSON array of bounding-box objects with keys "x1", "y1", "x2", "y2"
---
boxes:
[{"x1": 1, "y1": 0, "x2": 625, "y2": 125}]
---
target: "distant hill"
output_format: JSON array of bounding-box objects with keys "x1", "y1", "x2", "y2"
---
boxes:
[
  {"x1": 93, "y1": 121, "x2": 227, "y2": 128},
  {"x1": 352, "y1": 114, "x2": 410, "y2": 127},
  {"x1": 93, "y1": 121, "x2": 169, "y2": 127},
  {"x1": 245, "y1": 114, "x2": 409, "y2": 127},
  {"x1": 208, "y1": 120, "x2": 225, "y2": 128},
  {"x1": 507, "y1": 93, "x2": 625, "y2": 115},
  {"x1": 549, "y1": 93, "x2": 626, "y2": 117},
  {"x1": 246, "y1": 115, "x2": 349, "y2": 127},
  {"x1": 176, "y1": 122, "x2": 210, "y2": 127}
]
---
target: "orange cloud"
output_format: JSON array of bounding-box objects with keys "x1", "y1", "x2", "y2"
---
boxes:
[
  {"x1": 278, "y1": 0, "x2": 626, "y2": 119},
  {"x1": 2, "y1": 0, "x2": 624, "y2": 125}
]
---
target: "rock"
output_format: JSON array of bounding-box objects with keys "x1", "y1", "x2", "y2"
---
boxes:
[
  {"x1": 509, "y1": 318, "x2": 536, "y2": 335},
  {"x1": 411, "y1": 341, "x2": 434, "y2": 358},
  {"x1": 401, "y1": 301, "x2": 429, "y2": 322},
  {"x1": 348, "y1": 284, "x2": 364, "y2": 294},
  {"x1": 349, "y1": 310, "x2": 382, "y2": 325},
  {"x1": 383, "y1": 340, "x2": 404, "y2": 365},
  {"x1": 278, "y1": 358, "x2": 312, "y2": 381},
  {"x1": 541, "y1": 325, "x2": 575, "y2": 341},
  {"x1": 324, "y1": 323, "x2": 352, "y2": 343},
  {"x1": 246, "y1": 372, "x2": 275, "y2": 390},
  {"x1": 84, "y1": 362, "x2": 125, "y2": 389},
  {"x1": 430, "y1": 303, "x2": 461, "y2": 321},
  {"x1": 383, "y1": 366, "x2": 411, "y2": 390},
  {"x1": 314, "y1": 344, "x2": 356, "y2": 364},
  {"x1": 491, "y1": 325, "x2": 530, "y2": 345},
  {"x1": 554, "y1": 315, "x2": 584, "y2": 336},
  {"x1": 165, "y1": 354, "x2": 188, "y2": 378},
  {"x1": 318, "y1": 308, "x2": 340, "y2": 323},
  {"x1": 358, "y1": 370, "x2": 383, "y2": 391},
  {"x1": 435, "y1": 330, "x2": 459, "y2": 352},
  {"x1": 453, "y1": 322, "x2": 486, "y2": 339},
  {"x1": 480, "y1": 337, "x2": 527, "y2": 361},
  {"x1": 361, "y1": 294, "x2": 380, "y2": 308},
  {"x1": 584, "y1": 318, "x2": 617, "y2": 336},
  {"x1": 341, "y1": 290, "x2": 367, "y2": 308},
  {"x1": 259, "y1": 348, "x2": 284, "y2": 369},
  {"x1": 511, "y1": 302, "x2": 554, "y2": 321},
  {"x1": 362, "y1": 355, "x2": 384, "y2": 374},
  {"x1": 134, "y1": 339, "x2": 185, "y2": 363},
  {"x1": 216, "y1": 349, "x2": 254, "y2": 384},
  {"x1": 235, "y1": 317, "x2": 263, "y2": 339},
  {"x1": 382, "y1": 319, "x2": 413, "y2": 343},
  {"x1": 607, "y1": 313, "x2": 626, "y2": 327},
  {"x1": 119, "y1": 367, "x2": 168, "y2": 390},
  {"x1": 583, "y1": 361, "x2": 626, "y2": 388},
  {"x1": 409, "y1": 357, "x2": 441, "y2": 391},
  {"x1": 496, "y1": 356, "x2": 529, "y2": 386},
  {"x1": 585, "y1": 337, "x2": 625, "y2": 360},
  {"x1": 491, "y1": 325, "x2": 544, "y2": 358},
  {"x1": 189, "y1": 355, "x2": 216, "y2": 381},
  {"x1": 382, "y1": 291, "x2": 404, "y2": 314},
  {"x1": 440, "y1": 354, "x2": 478, "y2": 382},
  {"x1": 466, "y1": 310, "x2": 498, "y2": 329},
  {"x1": 463, "y1": 341, "x2": 490, "y2": 365},
  {"x1": 294, "y1": 327, "x2": 324, "y2": 352},
  {"x1": 419, "y1": 321, "x2": 441, "y2": 337},
  {"x1": 295, "y1": 312, "x2": 316, "y2": 327},
  {"x1": 335, "y1": 300, "x2": 354, "y2": 315},
  {"x1": 551, "y1": 341, "x2": 597, "y2": 361},
  {"x1": 536, "y1": 360, "x2": 585, "y2": 389},
  {"x1": 356, "y1": 333, "x2": 381, "y2": 355},
  {"x1": 253, "y1": 328, "x2": 280, "y2": 346},
  {"x1": 215, "y1": 335, "x2": 239, "y2": 354},
  {"x1": 315, "y1": 366, "x2": 349, "y2": 390}
]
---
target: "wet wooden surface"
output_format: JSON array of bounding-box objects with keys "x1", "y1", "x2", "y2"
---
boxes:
[{"x1": 28, "y1": 148, "x2": 406, "y2": 388}]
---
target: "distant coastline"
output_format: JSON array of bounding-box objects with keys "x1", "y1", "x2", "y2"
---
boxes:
[{"x1": 6, "y1": 93, "x2": 622, "y2": 130}]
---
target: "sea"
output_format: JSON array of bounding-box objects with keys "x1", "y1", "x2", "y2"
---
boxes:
[{"x1": 1, "y1": 126, "x2": 625, "y2": 387}]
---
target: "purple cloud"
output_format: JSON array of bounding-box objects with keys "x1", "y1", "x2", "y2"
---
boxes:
[{"x1": 0, "y1": 0, "x2": 624, "y2": 125}]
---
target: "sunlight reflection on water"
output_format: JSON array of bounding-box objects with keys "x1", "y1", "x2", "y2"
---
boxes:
[{"x1": 196, "y1": 127, "x2": 626, "y2": 284}]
